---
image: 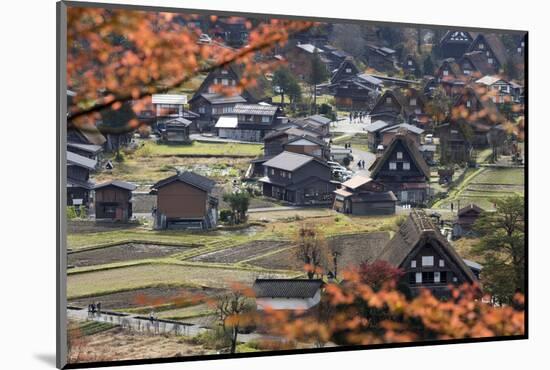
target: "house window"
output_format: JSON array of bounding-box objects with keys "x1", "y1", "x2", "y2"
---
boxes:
[
  {"x1": 479, "y1": 43, "x2": 484, "y2": 49},
  {"x1": 345, "y1": 68, "x2": 352, "y2": 73},
  {"x1": 281, "y1": 171, "x2": 286, "y2": 178},
  {"x1": 443, "y1": 70, "x2": 449, "y2": 76},
  {"x1": 410, "y1": 98, "x2": 417, "y2": 106},
  {"x1": 466, "y1": 100, "x2": 471, "y2": 108},
  {"x1": 261, "y1": 116, "x2": 271, "y2": 123},
  {"x1": 422, "y1": 256, "x2": 434, "y2": 266},
  {"x1": 270, "y1": 168, "x2": 275, "y2": 175},
  {"x1": 415, "y1": 272, "x2": 422, "y2": 284},
  {"x1": 439, "y1": 259, "x2": 445, "y2": 267},
  {"x1": 389, "y1": 162, "x2": 397, "y2": 170},
  {"x1": 422, "y1": 272, "x2": 435, "y2": 283},
  {"x1": 288, "y1": 172, "x2": 292, "y2": 179},
  {"x1": 411, "y1": 260, "x2": 416, "y2": 268},
  {"x1": 517, "y1": 47, "x2": 522, "y2": 53},
  {"x1": 488, "y1": 58, "x2": 494, "y2": 64},
  {"x1": 198, "y1": 106, "x2": 206, "y2": 114},
  {"x1": 408, "y1": 60, "x2": 413, "y2": 66},
  {"x1": 396, "y1": 151, "x2": 403, "y2": 160},
  {"x1": 386, "y1": 97, "x2": 392, "y2": 104},
  {"x1": 222, "y1": 79, "x2": 229, "y2": 86},
  {"x1": 434, "y1": 271, "x2": 441, "y2": 283},
  {"x1": 453, "y1": 276, "x2": 458, "y2": 283},
  {"x1": 403, "y1": 162, "x2": 410, "y2": 170},
  {"x1": 221, "y1": 70, "x2": 228, "y2": 75}
]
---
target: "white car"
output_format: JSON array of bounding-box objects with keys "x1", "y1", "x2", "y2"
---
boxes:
[{"x1": 198, "y1": 34, "x2": 212, "y2": 44}]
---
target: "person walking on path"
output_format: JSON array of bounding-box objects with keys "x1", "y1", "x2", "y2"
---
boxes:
[{"x1": 96, "y1": 302, "x2": 101, "y2": 314}]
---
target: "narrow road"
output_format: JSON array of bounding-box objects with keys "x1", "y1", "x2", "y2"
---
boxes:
[
  {"x1": 348, "y1": 146, "x2": 377, "y2": 177},
  {"x1": 68, "y1": 307, "x2": 272, "y2": 343}
]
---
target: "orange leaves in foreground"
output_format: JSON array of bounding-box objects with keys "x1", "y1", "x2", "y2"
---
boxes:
[
  {"x1": 260, "y1": 273, "x2": 524, "y2": 348},
  {"x1": 67, "y1": 7, "x2": 313, "y2": 122}
]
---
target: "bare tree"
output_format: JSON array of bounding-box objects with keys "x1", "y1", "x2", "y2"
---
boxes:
[
  {"x1": 294, "y1": 223, "x2": 329, "y2": 279},
  {"x1": 215, "y1": 290, "x2": 249, "y2": 354}
]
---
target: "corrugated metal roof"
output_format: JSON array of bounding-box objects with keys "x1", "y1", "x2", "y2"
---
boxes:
[
  {"x1": 253, "y1": 279, "x2": 323, "y2": 298},
  {"x1": 381, "y1": 123, "x2": 424, "y2": 135},
  {"x1": 341, "y1": 175, "x2": 372, "y2": 190},
  {"x1": 152, "y1": 94, "x2": 188, "y2": 105},
  {"x1": 233, "y1": 103, "x2": 278, "y2": 115},
  {"x1": 201, "y1": 93, "x2": 247, "y2": 104},
  {"x1": 263, "y1": 151, "x2": 317, "y2": 171},
  {"x1": 365, "y1": 120, "x2": 390, "y2": 133},
  {"x1": 67, "y1": 151, "x2": 97, "y2": 170},
  {"x1": 296, "y1": 43, "x2": 324, "y2": 54},
  {"x1": 357, "y1": 73, "x2": 383, "y2": 86},
  {"x1": 67, "y1": 142, "x2": 103, "y2": 154},
  {"x1": 94, "y1": 180, "x2": 137, "y2": 191},
  {"x1": 215, "y1": 116, "x2": 238, "y2": 128},
  {"x1": 152, "y1": 171, "x2": 216, "y2": 192}
]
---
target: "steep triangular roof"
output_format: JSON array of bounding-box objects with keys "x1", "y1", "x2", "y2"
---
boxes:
[
  {"x1": 369, "y1": 133, "x2": 430, "y2": 179},
  {"x1": 377, "y1": 209, "x2": 477, "y2": 283},
  {"x1": 467, "y1": 33, "x2": 507, "y2": 67},
  {"x1": 331, "y1": 58, "x2": 360, "y2": 84}
]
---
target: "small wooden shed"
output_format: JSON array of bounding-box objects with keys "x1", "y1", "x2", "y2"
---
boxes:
[{"x1": 94, "y1": 180, "x2": 137, "y2": 222}]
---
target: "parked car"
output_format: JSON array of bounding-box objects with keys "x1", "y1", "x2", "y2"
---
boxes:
[{"x1": 198, "y1": 34, "x2": 212, "y2": 44}]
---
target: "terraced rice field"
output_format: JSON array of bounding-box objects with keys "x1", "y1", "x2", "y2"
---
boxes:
[{"x1": 68, "y1": 243, "x2": 192, "y2": 267}]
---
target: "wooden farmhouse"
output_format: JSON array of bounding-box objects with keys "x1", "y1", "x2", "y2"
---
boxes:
[
  {"x1": 288, "y1": 115, "x2": 332, "y2": 137},
  {"x1": 475, "y1": 75, "x2": 523, "y2": 104},
  {"x1": 380, "y1": 123, "x2": 425, "y2": 147},
  {"x1": 67, "y1": 142, "x2": 103, "y2": 162},
  {"x1": 66, "y1": 151, "x2": 97, "y2": 207},
  {"x1": 248, "y1": 127, "x2": 324, "y2": 178},
  {"x1": 324, "y1": 45, "x2": 353, "y2": 72},
  {"x1": 215, "y1": 103, "x2": 282, "y2": 142},
  {"x1": 377, "y1": 209, "x2": 479, "y2": 297},
  {"x1": 189, "y1": 64, "x2": 271, "y2": 130},
  {"x1": 212, "y1": 17, "x2": 249, "y2": 47},
  {"x1": 189, "y1": 93, "x2": 247, "y2": 131},
  {"x1": 453, "y1": 204, "x2": 484, "y2": 238},
  {"x1": 369, "y1": 133, "x2": 431, "y2": 205},
  {"x1": 433, "y1": 58, "x2": 467, "y2": 96},
  {"x1": 283, "y1": 135, "x2": 329, "y2": 159},
  {"x1": 260, "y1": 151, "x2": 336, "y2": 205},
  {"x1": 438, "y1": 30, "x2": 474, "y2": 59},
  {"x1": 330, "y1": 58, "x2": 360, "y2": 84},
  {"x1": 152, "y1": 171, "x2": 218, "y2": 230},
  {"x1": 331, "y1": 73, "x2": 383, "y2": 110},
  {"x1": 466, "y1": 33, "x2": 507, "y2": 73},
  {"x1": 286, "y1": 43, "x2": 328, "y2": 80},
  {"x1": 458, "y1": 51, "x2": 495, "y2": 78},
  {"x1": 448, "y1": 85, "x2": 507, "y2": 147},
  {"x1": 253, "y1": 279, "x2": 323, "y2": 311},
  {"x1": 333, "y1": 175, "x2": 397, "y2": 215},
  {"x1": 161, "y1": 117, "x2": 192, "y2": 144},
  {"x1": 369, "y1": 89, "x2": 428, "y2": 125},
  {"x1": 365, "y1": 120, "x2": 392, "y2": 151},
  {"x1": 402, "y1": 54, "x2": 420, "y2": 76},
  {"x1": 365, "y1": 44, "x2": 398, "y2": 72},
  {"x1": 94, "y1": 180, "x2": 137, "y2": 222}
]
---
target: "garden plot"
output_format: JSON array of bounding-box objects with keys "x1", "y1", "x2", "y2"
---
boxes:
[
  {"x1": 68, "y1": 242, "x2": 192, "y2": 267},
  {"x1": 189, "y1": 240, "x2": 290, "y2": 264},
  {"x1": 247, "y1": 232, "x2": 391, "y2": 275},
  {"x1": 68, "y1": 286, "x2": 220, "y2": 312},
  {"x1": 67, "y1": 263, "x2": 293, "y2": 299}
]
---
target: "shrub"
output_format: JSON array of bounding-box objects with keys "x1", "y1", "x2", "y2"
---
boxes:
[
  {"x1": 219, "y1": 209, "x2": 232, "y2": 223},
  {"x1": 134, "y1": 142, "x2": 153, "y2": 158},
  {"x1": 114, "y1": 151, "x2": 125, "y2": 162},
  {"x1": 67, "y1": 206, "x2": 78, "y2": 220},
  {"x1": 191, "y1": 327, "x2": 231, "y2": 350}
]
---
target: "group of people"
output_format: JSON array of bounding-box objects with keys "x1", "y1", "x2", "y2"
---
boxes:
[
  {"x1": 349, "y1": 111, "x2": 367, "y2": 123},
  {"x1": 87, "y1": 302, "x2": 102, "y2": 316},
  {"x1": 357, "y1": 160, "x2": 366, "y2": 169}
]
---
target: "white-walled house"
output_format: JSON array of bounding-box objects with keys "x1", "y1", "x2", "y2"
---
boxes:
[{"x1": 253, "y1": 279, "x2": 323, "y2": 310}]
